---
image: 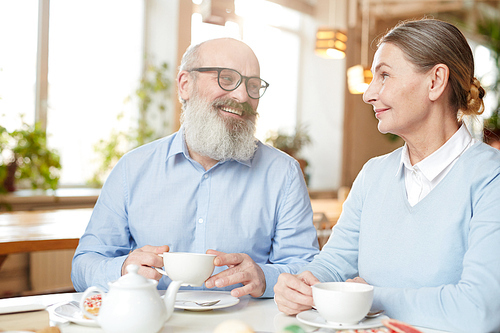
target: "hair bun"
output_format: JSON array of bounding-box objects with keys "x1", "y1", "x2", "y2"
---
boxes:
[
  {"x1": 472, "y1": 77, "x2": 485, "y2": 99},
  {"x1": 465, "y1": 77, "x2": 485, "y2": 116}
]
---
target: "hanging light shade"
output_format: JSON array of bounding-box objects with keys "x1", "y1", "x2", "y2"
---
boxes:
[
  {"x1": 347, "y1": 64, "x2": 372, "y2": 94},
  {"x1": 200, "y1": 0, "x2": 235, "y2": 26},
  {"x1": 346, "y1": 0, "x2": 373, "y2": 94},
  {"x1": 315, "y1": 28, "x2": 347, "y2": 59}
]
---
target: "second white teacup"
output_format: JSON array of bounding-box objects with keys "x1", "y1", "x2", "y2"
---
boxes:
[
  {"x1": 155, "y1": 252, "x2": 216, "y2": 287},
  {"x1": 312, "y1": 282, "x2": 374, "y2": 325}
]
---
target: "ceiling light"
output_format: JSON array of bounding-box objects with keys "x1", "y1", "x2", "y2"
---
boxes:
[
  {"x1": 200, "y1": 0, "x2": 235, "y2": 26},
  {"x1": 315, "y1": 28, "x2": 347, "y2": 59},
  {"x1": 314, "y1": 0, "x2": 347, "y2": 59},
  {"x1": 347, "y1": 0, "x2": 372, "y2": 94},
  {"x1": 347, "y1": 65, "x2": 372, "y2": 94}
]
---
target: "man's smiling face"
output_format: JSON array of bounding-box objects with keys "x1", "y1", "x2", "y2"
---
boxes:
[
  {"x1": 183, "y1": 38, "x2": 260, "y2": 125},
  {"x1": 179, "y1": 39, "x2": 262, "y2": 162}
]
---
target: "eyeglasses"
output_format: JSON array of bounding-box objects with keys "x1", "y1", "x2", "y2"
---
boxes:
[{"x1": 189, "y1": 67, "x2": 269, "y2": 99}]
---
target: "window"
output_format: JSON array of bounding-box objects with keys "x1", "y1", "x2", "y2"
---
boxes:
[
  {"x1": 0, "y1": 0, "x2": 144, "y2": 186},
  {"x1": 474, "y1": 44, "x2": 498, "y2": 119},
  {"x1": 468, "y1": 42, "x2": 499, "y2": 139},
  {"x1": 0, "y1": 0, "x2": 38, "y2": 129}
]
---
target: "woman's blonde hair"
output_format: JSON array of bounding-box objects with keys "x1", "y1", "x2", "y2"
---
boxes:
[{"x1": 378, "y1": 19, "x2": 485, "y2": 118}]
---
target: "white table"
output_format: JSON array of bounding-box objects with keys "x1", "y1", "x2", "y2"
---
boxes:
[{"x1": 0, "y1": 292, "x2": 448, "y2": 333}]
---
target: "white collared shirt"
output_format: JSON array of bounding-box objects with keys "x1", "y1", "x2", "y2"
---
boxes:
[{"x1": 400, "y1": 124, "x2": 476, "y2": 206}]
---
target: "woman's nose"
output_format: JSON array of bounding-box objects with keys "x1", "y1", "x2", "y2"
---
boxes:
[{"x1": 363, "y1": 81, "x2": 376, "y2": 104}]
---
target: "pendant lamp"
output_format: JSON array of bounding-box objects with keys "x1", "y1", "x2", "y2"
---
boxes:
[
  {"x1": 315, "y1": 0, "x2": 347, "y2": 59},
  {"x1": 200, "y1": 0, "x2": 235, "y2": 26},
  {"x1": 347, "y1": 0, "x2": 372, "y2": 94}
]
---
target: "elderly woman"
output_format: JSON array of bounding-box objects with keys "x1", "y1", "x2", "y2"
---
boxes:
[{"x1": 274, "y1": 19, "x2": 500, "y2": 332}]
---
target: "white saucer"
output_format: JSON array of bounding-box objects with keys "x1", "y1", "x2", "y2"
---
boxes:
[
  {"x1": 296, "y1": 309, "x2": 389, "y2": 330},
  {"x1": 174, "y1": 291, "x2": 239, "y2": 311},
  {"x1": 52, "y1": 302, "x2": 99, "y2": 327}
]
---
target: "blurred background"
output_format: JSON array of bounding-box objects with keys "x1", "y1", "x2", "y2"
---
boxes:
[
  {"x1": 1, "y1": 0, "x2": 499, "y2": 193},
  {"x1": 0, "y1": 0, "x2": 499, "y2": 297}
]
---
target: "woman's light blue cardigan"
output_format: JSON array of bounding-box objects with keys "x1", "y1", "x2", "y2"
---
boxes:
[{"x1": 303, "y1": 142, "x2": 500, "y2": 333}]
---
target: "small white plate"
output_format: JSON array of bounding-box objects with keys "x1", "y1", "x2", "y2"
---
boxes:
[
  {"x1": 174, "y1": 291, "x2": 239, "y2": 311},
  {"x1": 296, "y1": 309, "x2": 389, "y2": 330},
  {"x1": 52, "y1": 302, "x2": 99, "y2": 327}
]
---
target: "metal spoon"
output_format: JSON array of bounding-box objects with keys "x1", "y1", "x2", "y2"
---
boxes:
[
  {"x1": 365, "y1": 310, "x2": 385, "y2": 318},
  {"x1": 311, "y1": 307, "x2": 384, "y2": 318},
  {"x1": 176, "y1": 299, "x2": 221, "y2": 306}
]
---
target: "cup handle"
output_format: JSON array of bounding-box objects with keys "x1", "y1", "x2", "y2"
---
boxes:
[
  {"x1": 80, "y1": 286, "x2": 105, "y2": 322},
  {"x1": 154, "y1": 267, "x2": 168, "y2": 275},
  {"x1": 154, "y1": 253, "x2": 168, "y2": 275}
]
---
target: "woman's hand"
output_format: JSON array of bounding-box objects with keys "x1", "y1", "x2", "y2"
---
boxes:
[
  {"x1": 346, "y1": 276, "x2": 368, "y2": 284},
  {"x1": 274, "y1": 271, "x2": 320, "y2": 315}
]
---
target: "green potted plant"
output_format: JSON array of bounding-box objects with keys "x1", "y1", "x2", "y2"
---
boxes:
[
  {"x1": 0, "y1": 120, "x2": 61, "y2": 193},
  {"x1": 265, "y1": 124, "x2": 312, "y2": 157},
  {"x1": 265, "y1": 124, "x2": 312, "y2": 184},
  {"x1": 88, "y1": 61, "x2": 172, "y2": 187}
]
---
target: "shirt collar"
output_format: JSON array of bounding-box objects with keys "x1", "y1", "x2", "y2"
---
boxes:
[
  {"x1": 396, "y1": 145, "x2": 408, "y2": 177},
  {"x1": 167, "y1": 126, "x2": 187, "y2": 160},
  {"x1": 397, "y1": 124, "x2": 473, "y2": 181},
  {"x1": 168, "y1": 126, "x2": 253, "y2": 168}
]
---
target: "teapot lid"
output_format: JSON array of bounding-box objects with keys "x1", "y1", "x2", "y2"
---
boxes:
[{"x1": 113, "y1": 264, "x2": 154, "y2": 288}]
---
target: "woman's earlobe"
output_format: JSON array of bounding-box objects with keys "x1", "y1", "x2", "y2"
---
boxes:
[{"x1": 429, "y1": 64, "x2": 449, "y2": 101}]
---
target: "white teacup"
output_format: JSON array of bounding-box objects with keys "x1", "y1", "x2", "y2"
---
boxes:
[
  {"x1": 154, "y1": 252, "x2": 216, "y2": 286},
  {"x1": 312, "y1": 282, "x2": 374, "y2": 325}
]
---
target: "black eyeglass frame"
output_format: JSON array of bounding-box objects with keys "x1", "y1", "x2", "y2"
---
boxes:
[{"x1": 189, "y1": 67, "x2": 269, "y2": 99}]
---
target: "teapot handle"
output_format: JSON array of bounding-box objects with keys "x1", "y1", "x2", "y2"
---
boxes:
[
  {"x1": 164, "y1": 280, "x2": 183, "y2": 321},
  {"x1": 80, "y1": 286, "x2": 105, "y2": 322}
]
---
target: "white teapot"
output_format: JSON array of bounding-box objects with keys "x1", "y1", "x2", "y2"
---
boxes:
[{"x1": 80, "y1": 264, "x2": 182, "y2": 333}]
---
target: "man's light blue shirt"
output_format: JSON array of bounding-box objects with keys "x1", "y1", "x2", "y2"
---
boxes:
[{"x1": 72, "y1": 127, "x2": 319, "y2": 297}]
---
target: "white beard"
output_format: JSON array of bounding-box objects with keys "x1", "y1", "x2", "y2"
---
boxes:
[{"x1": 181, "y1": 93, "x2": 258, "y2": 162}]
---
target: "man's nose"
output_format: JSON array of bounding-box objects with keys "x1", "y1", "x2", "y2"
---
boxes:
[{"x1": 228, "y1": 81, "x2": 250, "y2": 103}]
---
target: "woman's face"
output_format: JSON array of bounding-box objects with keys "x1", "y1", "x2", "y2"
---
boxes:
[{"x1": 363, "y1": 43, "x2": 433, "y2": 138}]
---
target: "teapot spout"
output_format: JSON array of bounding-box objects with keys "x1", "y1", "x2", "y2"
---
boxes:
[{"x1": 164, "y1": 280, "x2": 182, "y2": 321}]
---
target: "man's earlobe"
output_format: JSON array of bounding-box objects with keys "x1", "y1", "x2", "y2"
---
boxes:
[{"x1": 178, "y1": 71, "x2": 191, "y2": 101}]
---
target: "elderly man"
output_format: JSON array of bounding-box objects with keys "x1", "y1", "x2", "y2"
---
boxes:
[{"x1": 71, "y1": 38, "x2": 319, "y2": 298}]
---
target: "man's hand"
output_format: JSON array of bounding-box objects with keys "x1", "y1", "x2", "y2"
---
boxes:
[
  {"x1": 274, "y1": 271, "x2": 320, "y2": 315},
  {"x1": 121, "y1": 245, "x2": 169, "y2": 281},
  {"x1": 204, "y1": 249, "x2": 266, "y2": 298}
]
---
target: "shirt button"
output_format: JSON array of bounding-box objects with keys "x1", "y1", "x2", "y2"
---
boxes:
[
  {"x1": 204, "y1": 174, "x2": 208, "y2": 179},
  {"x1": 198, "y1": 218, "x2": 204, "y2": 223}
]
